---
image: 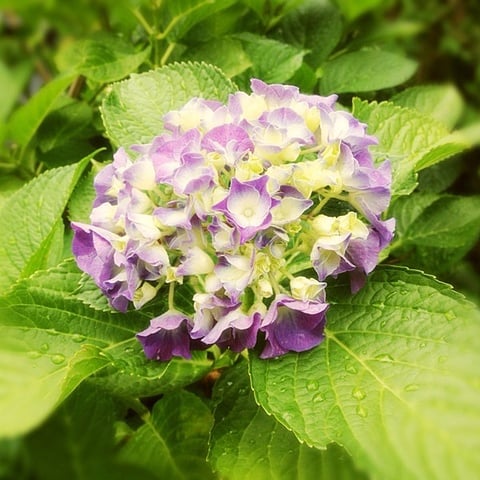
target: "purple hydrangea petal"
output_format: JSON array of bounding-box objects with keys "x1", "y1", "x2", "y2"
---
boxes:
[
  {"x1": 202, "y1": 309, "x2": 261, "y2": 352},
  {"x1": 214, "y1": 252, "x2": 255, "y2": 301},
  {"x1": 201, "y1": 124, "x2": 254, "y2": 165},
  {"x1": 191, "y1": 293, "x2": 239, "y2": 340},
  {"x1": 260, "y1": 294, "x2": 329, "y2": 358},
  {"x1": 136, "y1": 311, "x2": 194, "y2": 360},
  {"x1": 213, "y1": 176, "x2": 279, "y2": 243}
]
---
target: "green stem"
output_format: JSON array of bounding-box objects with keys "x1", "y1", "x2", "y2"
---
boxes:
[
  {"x1": 132, "y1": 8, "x2": 154, "y2": 35},
  {"x1": 160, "y1": 42, "x2": 176, "y2": 66},
  {"x1": 310, "y1": 195, "x2": 331, "y2": 217},
  {"x1": 168, "y1": 281, "x2": 176, "y2": 310},
  {"x1": 128, "y1": 398, "x2": 150, "y2": 421}
]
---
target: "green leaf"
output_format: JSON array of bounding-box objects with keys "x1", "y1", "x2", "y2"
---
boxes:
[
  {"x1": 277, "y1": 0, "x2": 343, "y2": 66},
  {"x1": 118, "y1": 390, "x2": 215, "y2": 480},
  {"x1": 0, "y1": 259, "x2": 213, "y2": 436},
  {"x1": 159, "y1": 0, "x2": 237, "y2": 42},
  {"x1": 389, "y1": 194, "x2": 480, "y2": 273},
  {"x1": 0, "y1": 154, "x2": 94, "y2": 293},
  {"x1": 234, "y1": 33, "x2": 306, "y2": 84},
  {"x1": 402, "y1": 195, "x2": 480, "y2": 249},
  {"x1": 6, "y1": 74, "x2": 75, "y2": 151},
  {"x1": 243, "y1": 0, "x2": 304, "y2": 26},
  {"x1": 55, "y1": 33, "x2": 151, "y2": 83},
  {"x1": 391, "y1": 84, "x2": 464, "y2": 130},
  {"x1": 250, "y1": 267, "x2": 480, "y2": 480},
  {"x1": 209, "y1": 360, "x2": 367, "y2": 480},
  {"x1": 0, "y1": 335, "x2": 109, "y2": 438},
  {"x1": 388, "y1": 192, "x2": 439, "y2": 236},
  {"x1": 183, "y1": 37, "x2": 252, "y2": 78},
  {"x1": 0, "y1": 61, "x2": 31, "y2": 122},
  {"x1": 67, "y1": 169, "x2": 97, "y2": 223},
  {"x1": 25, "y1": 383, "x2": 157, "y2": 480},
  {"x1": 37, "y1": 100, "x2": 93, "y2": 152},
  {"x1": 352, "y1": 99, "x2": 468, "y2": 196},
  {"x1": 319, "y1": 50, "x2": 417, "y2": 94},
  {"x1": 101, "y1": 62, "x2": 236, "y2": 147},
  {"x1": 0, "y1": 174, "x2": 25, "y2": 210},
  {"x1": 334, "y1": 0, "x2": 385, "y2": 21}
]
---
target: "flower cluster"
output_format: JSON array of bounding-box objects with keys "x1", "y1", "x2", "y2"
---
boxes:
[{"x1": 72, "y1": 79, "x2": 394, "y2": 360}]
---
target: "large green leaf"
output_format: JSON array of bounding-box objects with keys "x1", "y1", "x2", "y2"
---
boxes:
[
  {"x1": 25, "y1": 383, "x2": 157, "y2": 480},
  {"x1": 0, "y1": 60, "x2": 31, "y2": 122},
  {"x1": 334, "y1": 0, "x2": 384, "y2": 21},
  {"x1": 0, "y1": 260, "x2": 212, "y2": 437},
  {"x1": 55, "y1": 33, "x2": 151, "y2": 83},
  {"x1": 6, "y1": 74, "x2": 75, "y2": 154},
  {"x1": 159, "y1": 0, "x2": 236, "y2": 42},
  {"x1": 101, "y1": 62, "x2": 236, "y2": 147},
  {"x1": 402, "y1": 195, "x2": 480, "y2": 249},
  {"x1": 234, "y1": 33, "x2": 306, "y2": 84},
  {"x1": 352, "y1": 99, "x2": 469, "y2": 196},
  {"x1": 391, "y1": 84, "x2": 464, "y2": 130},
  {"x1": 0, "y1": 154, "x2": 93, "y2": 293},
  {"x1": 277, "y1": 0, "x2": 343, "y2": 66},
  {"x1": 183, "y1": 37, "x2": 252, "y2": 78},
  {"x1": 390, "y1": 194, "x2": 480, "y2": 273},
  {"x1": 209, "y1": 360, "x2": 367, "y2": 480},
  {"x1": 319, "y1": 50, "x2": 417, "y2": 94},
  {"x1": 249, "y1": 267, "x2": 480, "y2": 480},
  {"x1": 118, "y1": 390, "x2": 215, "y2": 480}
]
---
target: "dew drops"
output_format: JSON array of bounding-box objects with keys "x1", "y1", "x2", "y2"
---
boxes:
[
  {"x1": 351, "y1": 387, "x2": 366, "y2": 401},
  {"x1": 39, "y1": 343, "x2": 50, "y2": 353},
  {"x1": 444, "y1": 311, "x2": 456, "y2": 321},
  {"x1": 438, "y1": 355, "x2": 448, "y2": 364},
  {"x1": 226, "y1": 381, "x2": 233, "y2": 386},
  {"x1": 124, "y1": 346, "x2": 134, "y2": 353},
  {"x1": 374, "y1": 353, "x2": 394, "y2": 363},
  {"x1": 313, "y1": 392, "x2": 325, "y2": 403},
  {"x1": 404, "y1": 383, "x2": 420, "y2": 392},
  {"x1": 380, "y1": 320, "x2": 387, "y2": 327},
  {"x1": 72, "y1": 334, "x2": 85, "y2": 343},
  {"x1": 306, "y1": 380, "x2": 319, "y2": 392},
  {"x1": 50, "y1": 354, "x2": 66, "y2": 365},
  {"x1": 345, "y1": 364, "x2": 358, "y2": 374},
  {"x1": 356, "y1": 405, "x2": 368, "y2": 418},
  {"x1": 419, "y1": 342, "x2": 426, "y2": 348},
  {"x1": 27, "y1": 351, "x2": 42, "y2": 359},
  {"x1": 283, "y1": 413, "x2": 292, "y2": 423}
]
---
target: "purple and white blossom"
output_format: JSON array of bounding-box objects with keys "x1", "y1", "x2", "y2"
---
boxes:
[
  {"x1": 260, "y1": 294, "x2": 329, "y2": 359},
  {"x1": 72, "y1": 78, "x2": 395, "y2": 361}
]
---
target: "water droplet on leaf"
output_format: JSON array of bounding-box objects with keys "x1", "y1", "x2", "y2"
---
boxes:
[
  {"x1": 356, "y1": 405, "x2": 368, "y2": 418},
  {"x1": 404, "y1": 383, "x2": 419, "y2": 392},
  {"x1": 351, "y1": 387, "x2": 366, "y2": 400},
  {"x1": 28, "y1": 351, "x2": 41, "y2": 359},
  {"x1": 306, "y1": 380, "x2": 319, "y2": 392},
  {"x1": 445, "y1": 311, "x2": 455, "y2": 321},
  {"x1": 313, "y1": 392, "x2": 325, "y2": 403},
  {"x1": 124, "y1": 346, "x2": 134, "y2": 353},
  {"x1": 72, "y1": 334, "x2": 85, "y2": 343},
  {"x1": 51, "y1": 354, "x2": 65, "y2": 365},
  {"x1": 374, "y1": 353, "x2": 394, "y2": 363},
  {"x1": 345, "y1": 364, "x2": 358, "y2": 374},
  {"x1": 39, "y1": 343, "x2": 50, "y2": 353}
]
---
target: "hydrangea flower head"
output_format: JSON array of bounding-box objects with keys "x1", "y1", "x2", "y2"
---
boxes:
[{"x1": 72, "y1": 79, "x2": 394, "y2": 361}]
